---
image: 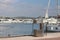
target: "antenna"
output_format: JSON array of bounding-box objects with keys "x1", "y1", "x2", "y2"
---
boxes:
[{"x1": 45, "y1": 0, "x2": 50, "y2": 19}]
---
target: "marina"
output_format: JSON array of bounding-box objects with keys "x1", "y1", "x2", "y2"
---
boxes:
[
  {"x1": 0, "y1": 0, "x2": 60, "y2": 40},
  {"x1": 0, "y1": 0, "x2": 59, "y2": 37}
]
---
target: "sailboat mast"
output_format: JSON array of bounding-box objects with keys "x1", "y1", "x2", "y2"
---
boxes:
[{"x1": 45, "y1": 0, "x2": 50, "y2": 19}]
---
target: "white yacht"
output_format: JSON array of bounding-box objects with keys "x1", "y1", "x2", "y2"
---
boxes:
[
  {"x1": 45, "y1": 23, "x2": 60, "y2": 32},
  {"x1": 0, "y1": 18, "x2": 33, "y2": 23},
  {"x1": 42, "y1": 0, "x2": 60, "y2": 32}
]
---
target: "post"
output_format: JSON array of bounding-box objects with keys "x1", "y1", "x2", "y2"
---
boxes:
[
  {"x1": 39, "y1": 23, "x2": 44, "y2": 36},
  {"x1": 39, "y1": 17, "x2": 44, "y2": 36},
  {"x1": 46, "y1": 22, "x2": 48, "y2": 35}
]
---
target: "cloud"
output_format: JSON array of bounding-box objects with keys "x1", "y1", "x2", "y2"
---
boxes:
[
  {"x1": 0, "y1": 0, "x2": 17, "y2": 10},
  {"x1": 0, "y1": 0, "x2": 15, "y2": 7},
  {"x1": 0, "y1": 0, "x2": 17, "y2": 16}
]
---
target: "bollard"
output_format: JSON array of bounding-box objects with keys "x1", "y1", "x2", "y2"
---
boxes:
[
  {"x1": 34, "y1": 23, "x2": 44, "y2": 37},
  {"x1": 34, "y1": 30, "x2": 43, "y2": 37},
  {"x1": 39, "y1": 23, "x2": 44, "y2": 37},
  {"x1": 8, "y1": 34, "x2": 11, "y2": 37}
]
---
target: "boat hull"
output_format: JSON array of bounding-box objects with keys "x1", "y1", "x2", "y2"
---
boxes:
[{"x1": 46, "y1": 26, "x2": 60, "y2": 32}]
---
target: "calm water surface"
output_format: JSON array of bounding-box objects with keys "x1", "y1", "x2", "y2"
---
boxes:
[{"x1": 0, "y1": 23, "x2": 39, "y2": 37}]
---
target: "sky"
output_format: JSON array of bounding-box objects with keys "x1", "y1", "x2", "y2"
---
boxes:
[{"x1": 0, "y1": 0, "x2": 60, "y2": 17}]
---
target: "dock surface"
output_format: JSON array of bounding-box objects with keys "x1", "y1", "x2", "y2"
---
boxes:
[{"x1": 0, "y1": 32, "x2": 60, "y2": 40}]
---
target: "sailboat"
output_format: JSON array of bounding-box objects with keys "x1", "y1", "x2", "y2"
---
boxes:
[{"x1": 44, "y1": 0, "x2": 60, "y2": 32}]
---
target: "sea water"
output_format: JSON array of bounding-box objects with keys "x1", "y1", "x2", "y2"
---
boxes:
[{"x1": 0, "y1": 23, "x2": 39, "y2": 37}]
